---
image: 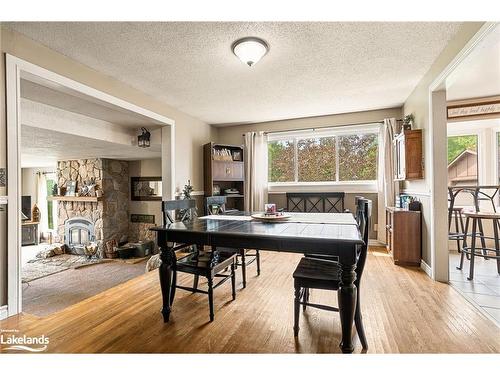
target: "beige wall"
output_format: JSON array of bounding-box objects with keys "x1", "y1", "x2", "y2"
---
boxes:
[
  {"x1": 217, "y1": 107, "x2": 402, "y2": 145},
  {"x1": 0, "y1": 26, "x2": 217, "y2": 308},
  {"x1": 129, "y1": 159, "x2": 163, "y2": 226},
  {"x1": 0, "y1": 25, "x2": 7, "y2": 308},
  {"x1": 402, "y1": 22, "x2": 485, "y2": 267}
]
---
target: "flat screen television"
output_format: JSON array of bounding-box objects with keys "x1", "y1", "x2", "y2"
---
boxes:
[{"x1": 21, "y1": 195, "x2": 31, "y2": 221}]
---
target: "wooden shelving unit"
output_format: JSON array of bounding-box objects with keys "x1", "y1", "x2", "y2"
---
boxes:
[
  {"x1": 47, "y1": 196, "x2": 102, "y2": 203},
  {"x1": 203, "y1": 142, "x2": 245, "y2": 211}
]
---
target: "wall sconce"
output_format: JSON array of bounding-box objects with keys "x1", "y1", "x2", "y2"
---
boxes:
[{"x1": 138, "y1": 127, "x2": 151, "y2": 148}]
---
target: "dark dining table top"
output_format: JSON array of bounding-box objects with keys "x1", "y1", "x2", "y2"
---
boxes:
[{"x1": 151, "y1": 212, "x2": 363, "y2": 245}]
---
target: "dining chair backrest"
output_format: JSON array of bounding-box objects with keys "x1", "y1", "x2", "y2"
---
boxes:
[
  {"x1": 355, "y1": 198, "x2": 372, "y2": 286},
  {"x1": 354, "y1": 195, "x2": 365, "y2": 225},
  {"x1": 205, "y1": 196, "x2": 227, "y2": 215},
  {"x1": 162, "y1": 199, "x2": 197, "y2": 225}
]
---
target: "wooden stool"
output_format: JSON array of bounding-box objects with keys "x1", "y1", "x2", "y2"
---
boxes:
[
  {"x1": 449, "y1": 206, "x2": 465, "y2": 252},
  {"x1": 458, "y1": 211, "x2": 500, "y2": 280}
]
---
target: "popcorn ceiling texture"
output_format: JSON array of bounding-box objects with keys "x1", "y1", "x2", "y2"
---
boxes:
[{"x1": 6, "y1": 22, "x2": 463, "y2": 124}]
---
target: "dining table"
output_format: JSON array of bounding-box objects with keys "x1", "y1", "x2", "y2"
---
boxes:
[{"x1": 151, "y1": 212, "x2": 364, "y2": 353}]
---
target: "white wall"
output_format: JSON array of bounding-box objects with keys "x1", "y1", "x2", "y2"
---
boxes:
[{"x1": 403, "y1": 22, "x2": 486, "y2": 272}]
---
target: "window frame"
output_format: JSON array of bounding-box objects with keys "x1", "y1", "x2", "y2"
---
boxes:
[{"x1": 267, "y1": 123, "x2": 380, "y2": 191}]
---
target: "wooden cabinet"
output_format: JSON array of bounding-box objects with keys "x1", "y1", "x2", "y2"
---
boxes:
[
  {"x1": 386, "y1": 207, "x2": 421, "y2": 266},
  {"x1": 204, "y1": 143, "x2": 245, "y2": 211},
  {"x1": 394, "y1": 129, "x2": 423, "y2": 181}
]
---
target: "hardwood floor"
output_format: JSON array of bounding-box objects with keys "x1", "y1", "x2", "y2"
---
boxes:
[{"x1": 1, "y1": 248, "x2": 499, "y2": 353}]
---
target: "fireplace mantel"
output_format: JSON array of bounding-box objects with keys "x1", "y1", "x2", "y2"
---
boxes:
[{"x1": 48, "y1": 196, "x2": 102, "y2": 203}]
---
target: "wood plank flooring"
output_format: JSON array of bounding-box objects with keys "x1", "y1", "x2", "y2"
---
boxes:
[{"x1": 1, "y1": 248, "x2": 499, "y2": 353}]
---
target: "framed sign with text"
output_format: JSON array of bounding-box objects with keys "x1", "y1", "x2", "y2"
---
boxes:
[{"x1": 447, "y1": 98, "x2": 500, "y2": 121}]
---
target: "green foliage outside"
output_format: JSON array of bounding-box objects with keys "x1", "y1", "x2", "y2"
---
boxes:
[
  {"x1": 338, "y1": 134, "x2": 378, "y2": 181},
  {"x1": 268, "y1": 133, "x2": 378, "y2": 183},
  {"x1": 447, "y1": 135, "x2": 477, "y2": 164},
  {"x1": 46, "y1": 179, "x2": 55, "y2": 230},
  {"x1": 298, "y1": 138, "x2": 336, "y2": 181}
]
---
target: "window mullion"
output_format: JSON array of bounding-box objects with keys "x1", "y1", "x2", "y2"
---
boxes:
[
  {"x1": 294, "y1": 138, "x2": 298, "y2": 183},
  {"x1": 335, "y1": 136, "x2": 340, "y2": 182}
]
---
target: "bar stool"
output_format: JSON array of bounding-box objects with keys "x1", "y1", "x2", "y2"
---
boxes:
[
  {"x1": 458, "y1": 211, "x2": 500, "y2": 280},
  {"x1": 449, "y1": 206, "x2": 466, "y2": 252}
]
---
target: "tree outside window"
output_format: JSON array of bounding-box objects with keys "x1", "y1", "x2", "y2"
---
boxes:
[{"x1": 268, "y1": 129, "x2": 379, "y2": 183}]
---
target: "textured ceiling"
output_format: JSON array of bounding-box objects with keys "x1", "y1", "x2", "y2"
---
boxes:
[
  {"x1": 21, "y1": 125, "x2": 161, "y2": 168},
  {"x1": 20, "y1": 78, "x2": 164, "y2": 128},
  {"x1": 447, "y1": 24, "x2": 500, "y2": 101},
  {"x1": 7, "y1": 22, "x2": 463, "y2": 125}
]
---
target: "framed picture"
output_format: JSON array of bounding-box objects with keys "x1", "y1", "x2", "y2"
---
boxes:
[
  {"x1": 66, "y1": 181, "x2": 77, "y2": 196},
  {"x1": 447, "y1": 98, "x2": 500, "y2": 121},
  {"x1": 131, "y1": 177, "x2": 162, "y2": 201},
  {"x1": 232, "y1": 150, "x2": 242, "y2": 161}
]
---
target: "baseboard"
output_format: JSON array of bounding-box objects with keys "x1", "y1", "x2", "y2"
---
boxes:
[
  {"x1": 420, "y1": 259, "x2": 432, "y2": 278},
  {"x1": 0, "y1": 305, "x2": 8, "y2": 320},
  {"x1": 368, "y1": 239, "x2": 386, "y2": 247}
]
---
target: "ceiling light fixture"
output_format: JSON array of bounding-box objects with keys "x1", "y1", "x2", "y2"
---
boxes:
[
  {"x1": 138, "y1": 127, "x2": 151, "y2": 148},
  {"x1": 232, "y1": 37, "x2": 269, "y2": 67}
]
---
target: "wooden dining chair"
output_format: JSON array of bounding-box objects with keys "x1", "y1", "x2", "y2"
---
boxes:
[
  {"x1": 162, "y1": 199, "x2": 237, "y2": 322},
  {"x1": 292, "y1": 198, "x2": 372, "y2": 350},
  {"x1": 204, "y1": 196, "x2": 261, "y2": 288}
]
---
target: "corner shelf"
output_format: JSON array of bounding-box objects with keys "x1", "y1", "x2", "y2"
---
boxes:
[{"x1": 47, "y1": 196, "x2": 102, "y2": 203}]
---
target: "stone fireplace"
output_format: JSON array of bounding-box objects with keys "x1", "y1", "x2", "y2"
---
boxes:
[{"x1": 57, "y1": 158, "x2": 129, "y2": 257}]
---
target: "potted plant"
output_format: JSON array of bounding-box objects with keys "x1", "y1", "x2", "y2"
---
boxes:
[{"x1": 403, "y1": 114, "x2": 415, "y2": 130}]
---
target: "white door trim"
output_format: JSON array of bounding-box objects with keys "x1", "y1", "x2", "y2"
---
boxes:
[
  {"x1": 427, "y1": 22, "x2": 498, "y2": 282},
  {"x1": 5, "y1": 54, "x2": 176, "y2": 316}
]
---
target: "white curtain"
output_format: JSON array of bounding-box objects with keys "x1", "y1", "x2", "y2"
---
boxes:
[
  {"x1": 377, "y1": 118, "x2": 399, "y2": 244},
  {"x1": 36, "y1": 172, "x2": 49, "y2": 234},
  {"x1": 244, "y1": 131, "x2": 268, "y2": 211}
]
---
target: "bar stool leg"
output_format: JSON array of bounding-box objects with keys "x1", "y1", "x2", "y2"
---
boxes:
[
  {"x1": 493, "y1": 219, "x2": 500, "y2": 275},
  {"x1": 457, "y1": 216, "x2": 469, "y2": 271},
  {"x1": 468, "y1": 218, "x2": 477, "y2": 281},
  {"x1": 477, "y1": 218, "x2": 488, "y2": 257},
  {"x1": 454, "y1": 210, "x2": 461, "y2": 252}
]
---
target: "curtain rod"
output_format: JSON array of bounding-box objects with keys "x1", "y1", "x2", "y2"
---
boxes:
[
  {"x1": 242, "y1": 119, "x2": 392, "y2": 136},
  {"x1": 36, "y1": 171, "x2": 56, "y2": 175}
]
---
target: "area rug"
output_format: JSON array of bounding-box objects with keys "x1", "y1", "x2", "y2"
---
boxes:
[
  {"x1": 22, "y1": 260, "x2": 148, "y2": 317},
  {"x1": 22, "y1": 254, "x2": 103, "y2": 283}
]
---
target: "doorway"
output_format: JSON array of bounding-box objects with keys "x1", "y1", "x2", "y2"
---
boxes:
[
  {"x1": 429, "y1": 24, "x2": 500, "y2": 325},
  {"x1": 6, "y1": 55, "x2": 175, "y2": 317}
]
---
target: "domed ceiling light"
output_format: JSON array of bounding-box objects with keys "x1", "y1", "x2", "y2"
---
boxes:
[{"x1": 232, "y1": 37, "x2": 269, "y2": 67}]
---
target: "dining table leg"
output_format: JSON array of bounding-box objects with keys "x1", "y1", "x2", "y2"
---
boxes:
[
  {"x1": 158, "y1": 235, "x2": 177, "y2": 323},
  {"x1": 338, "y1": 262, "x2": 357, "y2": 354}
]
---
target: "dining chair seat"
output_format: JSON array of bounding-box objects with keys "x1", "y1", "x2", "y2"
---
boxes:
[
  {"x1": 293, "y1": 257, "x2": 340, "y2": 289},
  {"x1": 176, "y1": 251, "x2": 236, "y2": 277}
]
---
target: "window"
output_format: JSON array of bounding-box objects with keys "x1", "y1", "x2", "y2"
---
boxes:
[
  {"x1": 46, "y1": 178, "x2": 56, "y2": 230},
  {"x1": 447, "y1": 134, "x2": 478, "y2": 186},
  {"x1": 267, "y1": 125, "x2": 379, "y2": 184}
]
